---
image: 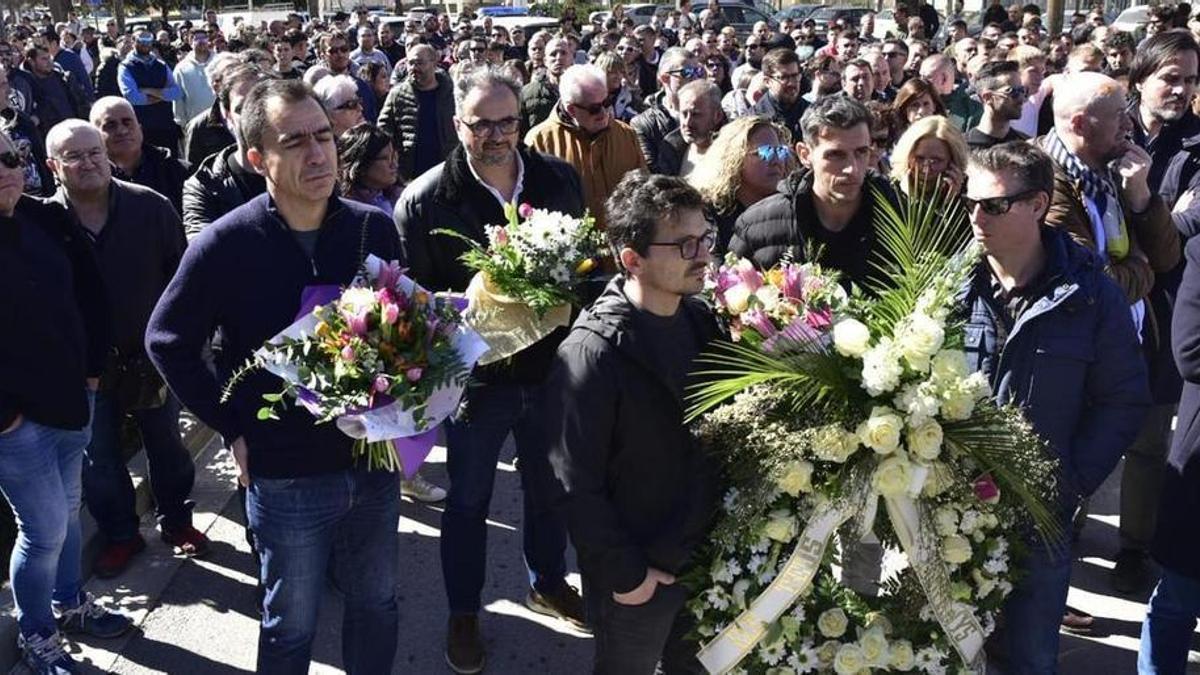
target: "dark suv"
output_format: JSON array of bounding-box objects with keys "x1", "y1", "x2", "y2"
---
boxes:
[{"x1": 807, "y1": 6, "x2": 872, "y2": 37}]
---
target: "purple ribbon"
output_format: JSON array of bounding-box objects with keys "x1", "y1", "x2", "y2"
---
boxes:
[
  {"x1": 296, "y1": 284, "x2": 343, "y2": 321},
  {"x1": 394, "y1": 429, "x2": 438, "y2": 479}
]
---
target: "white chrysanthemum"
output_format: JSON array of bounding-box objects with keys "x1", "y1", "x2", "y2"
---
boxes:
[
  {"x1": 757, "y1": 566, "x2": 777, "y2": 585},
  {"x1": 749, "y1": 537, "x2": 770, "y2": 554},
  {"x1": 788, "y1": 642, "x2": 820, "y2": 673},
  {"x1": 790, "y1": 603, "x2": 806, "y2": 623},
  {"x1": 984, "y1": 557, "x2": 1009, "y2": 576},
  {"x1": 894, "y1": 381, "x2": 942, "y2": 426},
  {"x1": 758, "y1": 638, "x2": 787, "y2": 666},
  {"x1": 914, "y1": 646, "x2": 947, "y2": 675},
  {"x1": 746, "y1": 553, "x2": 766, "y2": 574},
  {"x1": 704, "y1": 586, "x2": 730, "y2": 611}
]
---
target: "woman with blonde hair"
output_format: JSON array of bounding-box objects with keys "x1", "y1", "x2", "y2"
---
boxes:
[
  {"x1": 688, "y1": 115, "x2": 795, "y2": 255},
  {"x1": 889, "y1": 114, "x2": 969, "y2": 200}
]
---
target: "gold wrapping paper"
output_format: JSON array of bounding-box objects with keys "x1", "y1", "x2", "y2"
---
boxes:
[{"x1": 465, "y1": 271, "x2": 572, "y2": 366}]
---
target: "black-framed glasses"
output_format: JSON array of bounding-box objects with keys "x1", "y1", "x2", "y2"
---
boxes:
[
  {"x1": 459, "y1": 116, "x2": 520, "y2": 136},
  {"x1": 963, "y1": 189, "x2": 1041, "y2": 216},
  {"x1": 0, "y1": 151, "x2": 21, "y2": 169},
  {"x1": 334, "y1": 98, "x2": 361, "y2": 111},
  {"x1": 768, "y1": 71, "x2": 802, "y2": 83},
  {"x1": 669, "y1": 64, "x2": 705, "y2": 80},
  {"x1": 647, "y1": 231, "x2": 716, "y2": 259},
  {"x1": 883, "y1": 50, "x2": 905, "y2": 58},
  {"x1": 750, "y1": 144, "x2": 792, "y2": 162}
]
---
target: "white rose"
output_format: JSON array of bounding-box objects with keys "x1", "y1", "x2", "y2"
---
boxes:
[
  {"x1": 857, "y1": 406, "x2": 903, "y2": 455},
  {"x1": 724, "y1": 283, "x2": 752, "y2": 314},
  {"x1": 897, "y1": 313, "x2": 945, "y2": 371},
  {"x1": 763, "y1": 509, "x2": 798, "y2": 542},
  {"x1": 813, "y1": 425, "x2": 859, "y2": 463},
  {"x1": 940, "y1": 391, "x2": 976, "y2": 420},
  {"x1": 858, "y1": 626, "x2": 890, "y2": 667},
  {"x1": 872, "y1": 454, "x2": 913, "y2": 497},
  {"x1": 817, "y1": 640, "x2": 841, "y2": 666},
  {"x1": 941, "y1": 534, "x2": 973, "y2": 565},
  {"x1": 755, "y1": 285, "x2": 781, "y2": 312},
  {"x1": 933, "y1": 507, "x2": 959, "y2": 537},
  {"x1": 778, "y1": 461, "x2": 814, "y2": 496},
  {"x1": 833, "y1": 643, "x2": 867, "y2": 675},
  {"x1": 930, "y1": 349, "x2": 969, "y2": 385},
  {"x1": 832, "y1": 318, "x2": 872, "y2": 357},
  {"x1": 889, "y1": 640, "x2": 916, "y2": 670},
  {"x1": 817, "y1": 607, "x2": 849, "y2": 638},
  {"x1": 906, "y1": 419, "x2": 943, "y2": 461},
  {"x1": 861, "y1": 338, "x2": 903, "y2": 396}
]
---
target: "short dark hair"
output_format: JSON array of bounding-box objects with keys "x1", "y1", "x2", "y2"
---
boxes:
[
  {"x1": 218, "y1": 63, "x2": 269, "y2": 111},
  {"x1": 337, "y1": 122, "x2": 393, "y2": 192},
  {"x1": 1129, "y1": 30, "x2": 1200, "y2": 95},
  {"x1": 975, "y1": 60, "x2": 1019, "y2": 92},
  {"x1": 283, "y1": 28, "x2": 306, "y2": 47},
  {"x1": 761, "y1": 46, "x2": 800, "y2": 77},
  {"x1": 969, "y1": 140, "x2": 1054, "y2": 202},
  {"x1": 240, "y1": 78, "x2": 323, "y2": 151},
  {"x1": 799, "y1": 94, "x2": 871, "y2": 146},
  {"x1": 605, "y1": 172, "x2": 704, "y2": 263}
]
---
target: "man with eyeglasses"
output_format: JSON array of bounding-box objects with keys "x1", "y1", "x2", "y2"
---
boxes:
[
  {"x1": 527, "y1": 64, "x2": 646, "y2": 228},
  {"x1": 546, "y1": 172, "x2": 720, "y2": 674},
  {"x1": 967, "y1": 60, "x2": 1029, "y2": 150},
  {"x1": 394, "y1": 67, "x2": 586, "y2": 675},
  {"x1": 960, "y1": 140, "x2": 1150, "y2": 675},
  {"x1": 520, "y1": 35, "x2": 572, "y2": 134},
  {"x1": 118, "y1": 28, "x2": 182, "y2": 152},
  {"x1": 633, "y1": 47, "x2": 701, "y2": 174},
  {"x1": 752, "y1": 47, "x2": 808, "y2": 142},
  {"x1": 378, "y1": 44, "x2": 455, "y2": 182}
]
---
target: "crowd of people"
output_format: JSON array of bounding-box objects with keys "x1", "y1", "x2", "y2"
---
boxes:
[{"x1": 6, "y1": 0, "x2": 1200, "y2": 673}]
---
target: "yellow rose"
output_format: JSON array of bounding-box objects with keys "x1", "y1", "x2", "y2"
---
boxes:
[
  {"x1": 858, "y1": 626, "x2": 890, "y2": 667},
  {"x1": 872, "y1": 455, "x2": 913, "y2": 497},
  {"x1": 889, "y1": 640, "x2": 916, "y2": 670},
  {"x1": 817, "y1": 607, "x2": 849, "y2": 638},
  {"x1": 833, "y1": 643, "x2": 867, "y2": 675},
  {"x1": 832, "y1": 318, "x2": 872, "y2": 357},
  {"x1": 763, "y1": 509, "x2": 798, "y2": 542},
  {"x1": 777, "y1": 461, "x2": 814, "y2": 496},
  {"x1": 941, "y1": 534, "x2": 973, "y2": 565},
  {"x1": 906, "y1": 419, "x2": 943, "y2": 461},
  {"x1": 856, "y1": 406, "x2": 903, "y2": 455},
  {"x1": 724, "y1": 283, "x2": 752, "y2": 314}
]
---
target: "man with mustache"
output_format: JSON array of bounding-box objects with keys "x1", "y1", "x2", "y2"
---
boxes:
[
  {"x1": 147, "y1": 79, "x2": 404, "y2": 673},
  {"x1": 394, "y1": 67, "x2": 586, "y2": 675},
  {"x1": 377, "y1": 44, "x2": 456, "y2": 182},
  {"x1": 655, "y1": 79, "x2": 724, "y2": 177}
]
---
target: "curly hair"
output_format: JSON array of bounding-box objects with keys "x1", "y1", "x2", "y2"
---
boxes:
[
  {"x1": 687, "y1": 115, "x2": 793, "y2": 213},
  {"x1": 336, "y1": 122, "x2": 394, "y2": 194}
]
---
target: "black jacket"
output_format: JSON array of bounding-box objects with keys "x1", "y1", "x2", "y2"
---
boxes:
[
  {"x1": 656, "y1": 128, "x2": 690, "y2": 177},
  {"x1": 182, "y1": 102, "x2": 234, "y2": 166},
  {"x1": 376, "y1": 70, "x2": 457, "y2": 181},
  {"x1": 731, "y1": 170, "x2": 898, "y2": 288},
  {"x1": 110, "y1": 143, "x2": 190, "y2": 216},
  {"x1": 519, "y1": 72, "x2": 559, "y2": 136},
  {"x1": 0, "y1": 196, "x2": 109, "y2": 431},
  {"x1": 546, "y1": 278, "x2": 721, "y2": 594},
  {"x1": 146, "y1": 193, "x2": 402, "y2": 479},
  {"x1": 182, "y1": 145, "x2": 266, "y2": 240},
  {"x1": 394, "y1": 144, "x2": 585, "y2": 384},
  {"x1": 630, "y1": 90, "x2": 678, "y2": 175}
]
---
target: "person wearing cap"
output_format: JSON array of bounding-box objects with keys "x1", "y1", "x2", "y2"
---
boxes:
[{"x1": 118, "y1": 28, "x2": 183, "y2": 151}]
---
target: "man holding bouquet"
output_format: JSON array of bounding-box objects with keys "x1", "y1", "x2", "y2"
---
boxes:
[
  {"x1": 546, "y1": 173, "x2": 722, "y2": 673},
  {"x1": 394, "y1": 66, "x2": 588, "y2": 674},
  {"x1": 147, "y1": 79, "x2": 404, "y2": 674}
]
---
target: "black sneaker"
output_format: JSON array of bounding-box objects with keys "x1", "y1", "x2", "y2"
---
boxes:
[
  {"x1": 446, "y1": 613, "x2": 485, "y2": 674},
  {"x1": 525, "y1": 582, "x2": 588, "y2": 631},
  {"x1": 1112, "y1": 548, "x2": 1151, "y2": 595},
  {"x1": 54, "y1": 593, "x2": 133, "y2": 639}
]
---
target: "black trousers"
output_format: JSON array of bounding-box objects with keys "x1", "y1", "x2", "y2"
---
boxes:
[{"x1": 585, "y1": 579, "x2": 704, "y2": 675}]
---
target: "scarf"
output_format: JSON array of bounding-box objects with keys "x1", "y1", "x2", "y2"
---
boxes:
[{"x1": 1044, "y1": 130, "x2": 1129, "y2": 260}]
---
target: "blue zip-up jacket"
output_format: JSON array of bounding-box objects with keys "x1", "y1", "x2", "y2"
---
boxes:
[
  {"x1": 145, "y1": 193, "x2": 402, "y2": 478},
  {"x1": 959, "y1": 227, "x2": 1150, "y2": 512}
]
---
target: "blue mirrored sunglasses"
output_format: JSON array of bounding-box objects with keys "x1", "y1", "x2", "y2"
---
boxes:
[{"x1": 753, "y1": 144, "x2": 793, "y2": 162}]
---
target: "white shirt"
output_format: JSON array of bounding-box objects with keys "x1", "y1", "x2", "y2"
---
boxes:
[{"x1": 466, "y1": 150, "x2": 526, "y2": 209}]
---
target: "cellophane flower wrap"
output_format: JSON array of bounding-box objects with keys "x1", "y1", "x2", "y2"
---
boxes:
[
  {"x1": 223, "y1": 256, "x2": 488, "y2": 475},
  {"x1": 435, "y1": 203, "x2": 605, "y2": 365},
  {"x1": 684, "y1": 188, "x2": 1061, "y2": 673}
]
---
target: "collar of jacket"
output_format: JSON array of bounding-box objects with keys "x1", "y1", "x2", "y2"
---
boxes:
[
  {"x1": 262, "y1": 190, "x2": 347, "y2": 234},
  {"x1": 549, "y1": 101, "x2": 612, "y2": 141},
  {"x1": 1133, "y1": 107, "x2": 1200, "y2": 151},
  {"x1": 434, "y1": 143, "x2": 542, "y2": 207},
  {"x1": 50, "y1": 179, "x2": 124, "y2": 229}
]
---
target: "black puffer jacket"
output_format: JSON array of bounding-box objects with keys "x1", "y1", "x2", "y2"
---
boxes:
[
  {"x1": 519, "y1": 72, "x2": 559, "y2": 136},
  {"x1": 630, "y1": 90, "x2": 677, "y2": 175},
  {"x1": 183, "y1": 102, "x2": 234, "y2": 166},
  {"x1": 181, "y1": 145, "x2": 266, "y2": 240},
  {"x1": 376, "y1": 70, "x2": 456, "y2": 181},
  {"x1": 731, "y1": 170, "x2": 898, "y2": 288}
]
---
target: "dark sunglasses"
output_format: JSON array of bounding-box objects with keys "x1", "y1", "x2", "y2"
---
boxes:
[
  {"x1": 327, "y1": 45, "x2": 349, "y2": 54},
  {"x1": 669, "y1": 64, "x2": 705, "y2": 80},
  {"x1": 996, "y1": 84, "x2": 1028, "y2": 98},
  {"x1": 963, "y1": 189, "x2": 1041, "y2": 216},
  {"x1": 572, "y1": 94, "x2": 617, "y2": 115},
  {"x1": 334, "y1": 98, "x2": 362, "y2": 111},
  {"x1": 0, "y1": 151, "x2": 20, "y2": 169},
  {"x1": 751, "y1": 144, "x2": 792, "y2": 162}
]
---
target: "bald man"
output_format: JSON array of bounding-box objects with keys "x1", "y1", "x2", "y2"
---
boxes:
[
  {"x1": 45, "y1": 120, "x2": 206, "y2": 578},
  {"x1": 90, "y1": 96, "x2": 190, "y2": 214},
  {"x1": 918, "y1": 53, "x2": 982, "y2": 131}
]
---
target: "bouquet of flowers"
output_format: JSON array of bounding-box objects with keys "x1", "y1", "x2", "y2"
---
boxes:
[
  {"x1": 436, "y1": 203, "x2": 605, "y2": 365},
  {"x1": 223, "y1": 256, "x2": 488, "y2": 475},
  {"x1": 684, "y1": 190, "x2": 1061, "y2": 673}
]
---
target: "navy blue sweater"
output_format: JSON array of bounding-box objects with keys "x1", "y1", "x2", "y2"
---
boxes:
[{"x1": 146, "y1": 193, "x2": 402, "y2": 478}]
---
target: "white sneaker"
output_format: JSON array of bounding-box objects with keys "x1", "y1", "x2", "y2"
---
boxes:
[{"x1": 401, "y1": 473, "x2": 447, "y2": 503}]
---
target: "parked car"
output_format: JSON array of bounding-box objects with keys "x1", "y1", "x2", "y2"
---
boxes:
[
  {"x1": 1112, "y1": 4, "x2": 1151, "y2": 38},
  {"x1": 716, "y1": 0, "x2": 778, "y2": 37},
  {"x1": 589, "y1": 3, "x2": 662, "y2": 26},
  {"x1": 807, "y1": 5, "x2": 872, "y2": 37},
  {"x1": 489, "y1": 14, "x2": 561, "y2": 40},
  {"x1": 774, "y1": 4, "x2": 825, "y2": 24}
]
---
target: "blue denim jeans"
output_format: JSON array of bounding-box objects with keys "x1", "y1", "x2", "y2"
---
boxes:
[
  {"x1": 441, "y1": 380, "x2": 568, "y2": 613},
  {"x1": 246, "y1": 468, "x2": 399, "y2": 675},
  {"x1": 0, "y1": 393, "x2": 92, "y2": 637},
  {"x1": 83, "y1": 391, "x2": 196, "y2": 541},
  {"x1": 1002, "y1": 541, "x2": 1073, "y2": 674},
  {"x1": 1139, "y1": 568, "x2": 1200, "y2": 674}
]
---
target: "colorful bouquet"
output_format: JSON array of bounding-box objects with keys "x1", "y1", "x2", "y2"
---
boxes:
[
  {"x1": 436, "y1": 203, "x2": 605, "y2": 365},
  {"x1": 223, "y1": 256, "x2": 488, "y2": 474},
  {"x1": 684, "y1": 190, "x2": 1060, "y2": 673}
]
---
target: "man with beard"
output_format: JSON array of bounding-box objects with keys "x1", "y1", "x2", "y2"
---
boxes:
[
  {"x1": 632, "y1": 47, "x2": 702, "y2": 174},
  {"x1": 752, "y1": 48, "x2": 807, "y2": 142},
  {"x1": 520, "y1": 35, "x2": 572, "y2": 134},
  {"x1": 118, "y1": 28, "x2": 182, "y2": 151},
  {"x1": 1105, "y1": 31, "x2": 1136, "y2": 82},
  {"x1": 171, "y1": 29, "x2": 213, "y2": 132},
  {"x1": 378, "y1": 45, "x2": 456, "y2": 182},
  {"x1": 967, "y1": 60, "x2": 1029, "y2": 149},
  {"x1": 732, "y1": 95, "x2": 898, "y2": 286},
  {"x1": 528, "y1": 64, "x2": 647, "y2": 229},
  {"x1": 91, "y1": 97, "x2": 189, "y2": 215},
  {"x1": 394, "y1": 67, "x2": 587, "y2": 675},
  {"x1": 656, "y1": 79, "x2": 723, "y2": 176}
]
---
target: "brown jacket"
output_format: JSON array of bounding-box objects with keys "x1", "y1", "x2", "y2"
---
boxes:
[
  {"x1": 1041, "y1": 140, "x2": 1181, "y2": 304},
  {"x1": 525, "y1": 105, "x2": 648, "y2": 230}
]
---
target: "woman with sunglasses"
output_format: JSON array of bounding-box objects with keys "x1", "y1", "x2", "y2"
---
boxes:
[
  {"x1": 688, "y1": 116, "x2": 794, "y2": 256},
  {"x1": 314, "y1": 73, "x2": 365, "y2": 134},
  {"x1": 704, "y1": 53, "x2": 733, "y2": 95},
  {"x1": 889, "y1": 115, "x2": 969, "y2": 205}
]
